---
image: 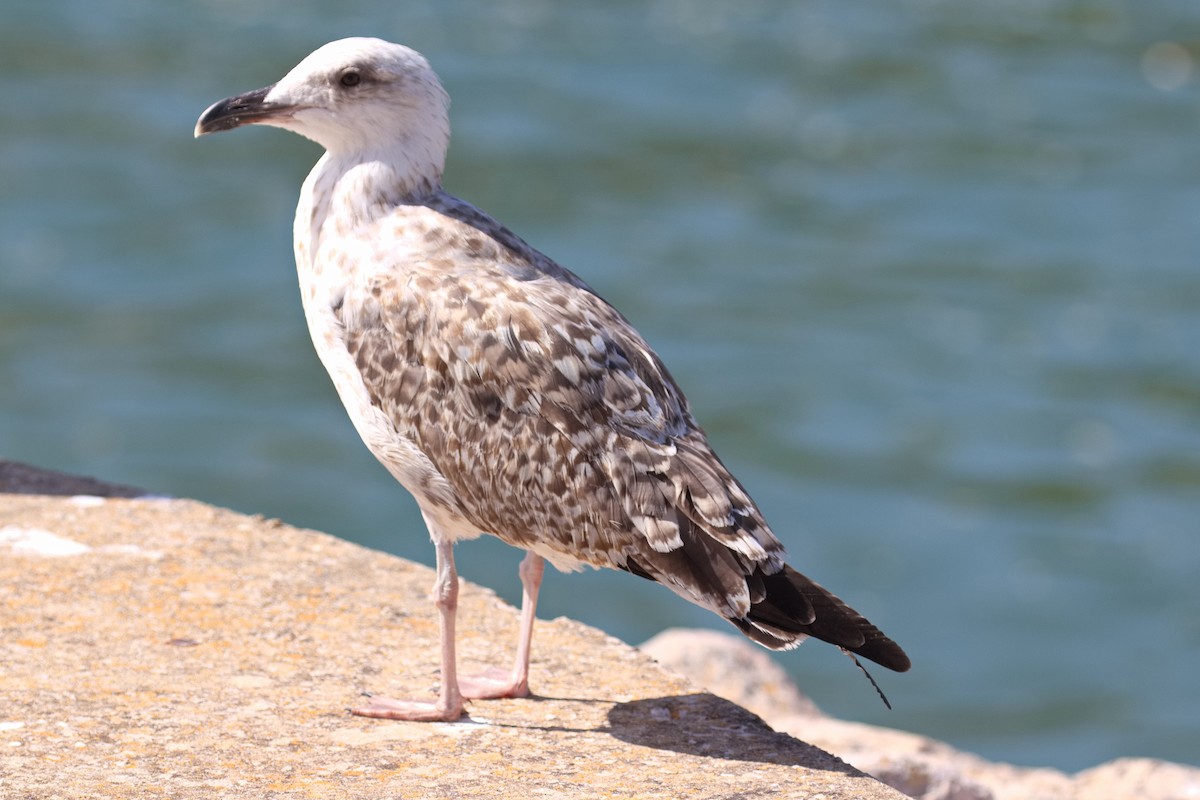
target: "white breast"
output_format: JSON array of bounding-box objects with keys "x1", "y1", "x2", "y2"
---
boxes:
[{"x1": 292, "y1": 156, "x2": 479, "y2": 543}]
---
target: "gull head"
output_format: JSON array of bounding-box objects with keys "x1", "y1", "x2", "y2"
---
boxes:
[{"x1": 195, "y1": 38, "x2": 450, "y2": 170}]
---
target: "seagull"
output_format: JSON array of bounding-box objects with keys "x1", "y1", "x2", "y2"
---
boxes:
[{"x1": 195, "y1": 37, "x2": 910, "y2": 721}]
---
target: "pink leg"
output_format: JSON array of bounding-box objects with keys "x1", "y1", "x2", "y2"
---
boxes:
[
  {"x1": 459, "y1": 551, "x2": 544, "y2": 699},
  {"x1": 351, "y1": 539, "x2": 465, "y2": 721}
]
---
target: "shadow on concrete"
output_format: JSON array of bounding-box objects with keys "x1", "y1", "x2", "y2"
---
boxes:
[{"x1": 605, "y1": 692, "x2": 860, "y2": 772}]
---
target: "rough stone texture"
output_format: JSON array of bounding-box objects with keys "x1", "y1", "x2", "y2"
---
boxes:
[
  {"x1": 642, "y1": 630, "x2": 1200, "y2": 800},
  {"x1": 639, "y1": 628, "x2": 822, "y2": 721},
  {"x1": 1, "y1": 462, "x2": 905, "y2": 799}
]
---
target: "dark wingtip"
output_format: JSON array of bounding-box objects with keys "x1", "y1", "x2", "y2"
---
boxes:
[
  {"x1": 850, "y1": 625, "x2": 911, "y2": 673},
  {"x1": 738, "y1": 565, "x2": 911, "y2": 673}
]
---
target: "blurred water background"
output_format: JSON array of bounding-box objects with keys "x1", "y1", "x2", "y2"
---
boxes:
[{"x1": 2, "y1": 0, "x2": 1198, "y2": 772}]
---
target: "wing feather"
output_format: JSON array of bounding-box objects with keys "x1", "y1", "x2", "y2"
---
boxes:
[{"x1": 334, "y1": 197, "x2": 908, "y2": 672}]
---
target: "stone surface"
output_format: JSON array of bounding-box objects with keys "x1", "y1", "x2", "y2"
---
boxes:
[
  {"x1": 640, "y1": 628, "x2": 822, "y2": 720},
  {"x1": 0, "y1": 462, "x2": 905, "y2": 799},
  {"x1": 641, "y1": 629, "x2": 1200, "y2": 800},
  {"x1": 0, "y1": 459, "x2": 146, "y2": 498}
]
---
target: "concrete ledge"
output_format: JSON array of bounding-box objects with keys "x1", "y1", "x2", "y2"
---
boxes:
[
  {"x1": 1, "y1": 463, "x2": 904, "y2": 799},
  {"x1": 643, "y1": 627, "x2": 1200, "y2": 800}
]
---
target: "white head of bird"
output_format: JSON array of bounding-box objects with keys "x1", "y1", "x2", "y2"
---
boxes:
[{"x1": 195, "y1": 38, "x2": 450, "y2": 184}]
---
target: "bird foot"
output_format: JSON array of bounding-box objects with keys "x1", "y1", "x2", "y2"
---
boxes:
[
  {"x1": 350, "y1": 694, "x2": 465, "y2": 721},
  {"x1": 458, "y1": 666, "x2": 529, "y2": 699}
]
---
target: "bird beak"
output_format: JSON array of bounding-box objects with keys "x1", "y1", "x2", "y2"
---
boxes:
[{"x1": 194, "y1": 83, "x2": 294, "y2": 138}]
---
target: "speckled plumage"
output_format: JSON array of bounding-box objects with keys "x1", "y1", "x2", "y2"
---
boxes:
[{"x1": 196, "y1": 38, "x2": 908, "y2": 720}]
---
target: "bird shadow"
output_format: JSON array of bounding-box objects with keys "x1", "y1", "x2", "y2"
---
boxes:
[
  {"x1": 491, "y1": 691, "x2": 859, "y2": 774},
  {"x1": 605, "y1": 693, "x2": 858, "y2": 772}
]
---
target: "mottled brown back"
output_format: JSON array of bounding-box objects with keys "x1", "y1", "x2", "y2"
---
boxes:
[{"x1": 337, "y1": 191, "x2": 910, "y2": 672}]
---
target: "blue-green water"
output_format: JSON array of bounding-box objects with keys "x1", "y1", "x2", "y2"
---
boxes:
[{"x1": 3, "y1": 0, "x2": 1199, "y2": 772}]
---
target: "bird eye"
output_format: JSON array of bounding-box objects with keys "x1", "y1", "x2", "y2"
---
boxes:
[{"x1": 339, "y1": 70, "x2": 362, "y2": 88}]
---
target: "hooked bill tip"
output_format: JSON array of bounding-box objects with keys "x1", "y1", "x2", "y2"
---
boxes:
[{"x1": 193, "y1": 84, "x2": 281, "y2": 139}]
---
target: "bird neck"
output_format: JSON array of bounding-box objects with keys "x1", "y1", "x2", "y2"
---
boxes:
[
  {"x1": 296, "y1": 148, "x2": 441, "y2": 266},
  {"x1": 326, "y1": 145, "x2": 442, "y2": 207}
]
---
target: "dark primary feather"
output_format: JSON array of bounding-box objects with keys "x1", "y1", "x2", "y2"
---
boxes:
[{"x1": 337, "y1": 191, "x2": 910, "y2": 674}]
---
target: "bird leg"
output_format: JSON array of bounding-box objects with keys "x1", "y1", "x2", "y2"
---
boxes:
[
  {"x1": 351, "y1": 539, "x2": 466, "y2": 721},
  {"x1": 458, "y1": 551, "x2": 544, "y2": 699}
]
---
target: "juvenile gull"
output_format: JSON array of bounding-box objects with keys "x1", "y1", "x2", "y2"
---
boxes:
[{"x1": 195, "y1": 37, "x2": 910, "y2": 721}]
